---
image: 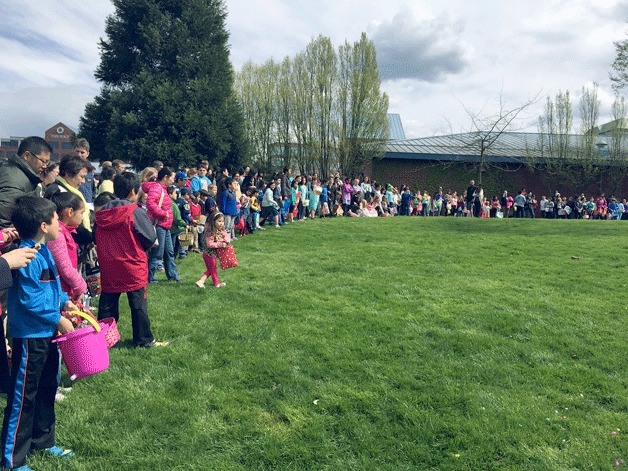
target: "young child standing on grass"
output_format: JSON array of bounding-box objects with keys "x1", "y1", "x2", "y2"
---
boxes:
[
  {"x1": 95, "y1": 172, "x2": 166, "y2": 348},
  {"x1": 47, "y1": 193, "x2": 89, "y2": 402},
  {"x1": 249, "y1": 186, "x2": 262, "y2": 230},
  {"x1": 48, "y1": 192, "x2": 88, "y2": 300},
  {"x1": 1, "y1": 195, "x2": 77, "y2": 470},
  {"x1": 195, "y1": 211, "x2": 231, "y2": 288}
]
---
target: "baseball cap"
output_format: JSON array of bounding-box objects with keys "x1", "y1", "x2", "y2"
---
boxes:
[{"x1": 175, "y1": 171, "x2": 189, "y2": 181}]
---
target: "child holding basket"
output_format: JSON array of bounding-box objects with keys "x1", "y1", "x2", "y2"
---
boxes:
[{"x1": 195, "y1": 211, "x2": 237, "y2": 289}]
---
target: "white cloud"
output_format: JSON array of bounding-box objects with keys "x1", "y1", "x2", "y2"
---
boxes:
[
  {"x1": 371, "y1": 8, "x2": 473, "y2": 81},
  {"x1": 0, "y1": 0, "x2": 626, "y2": 140}
]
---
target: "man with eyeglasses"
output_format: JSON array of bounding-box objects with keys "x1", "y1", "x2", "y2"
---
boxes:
[{"x1": 0, "y1": 136, "x2": 51, "y2": 228}]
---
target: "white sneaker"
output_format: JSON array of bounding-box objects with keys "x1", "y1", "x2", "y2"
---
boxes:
[{"x1": 55, "y1": 392, "x2": 65, "y2": 402}]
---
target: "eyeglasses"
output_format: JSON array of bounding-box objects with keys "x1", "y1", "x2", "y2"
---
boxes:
[{"x1": 28, "y1": 152, "x2": 50, "y2": 165}]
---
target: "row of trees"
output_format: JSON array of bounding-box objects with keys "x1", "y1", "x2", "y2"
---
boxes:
[
  {"x1": 534, "y1": 83, "x2": 627, "y2": 195},
  {"x1": 234, "y1": 33, "x2": 390, "y2": 178},
  {"x1": 77, "y1": 0, "x2": 627, "y2": 190}
]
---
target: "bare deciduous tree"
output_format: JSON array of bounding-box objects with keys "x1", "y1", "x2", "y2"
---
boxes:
[{"x1": 457, "y1": 90, "x2": 541, "y2": 184}]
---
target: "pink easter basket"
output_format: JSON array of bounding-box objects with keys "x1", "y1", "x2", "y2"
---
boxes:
[
  {"x1": 52, "y1": 311, "x2": 110, "y2": 380},
  {"x1": 99, "y1": 317, "x2": 120, "y2": 348}
]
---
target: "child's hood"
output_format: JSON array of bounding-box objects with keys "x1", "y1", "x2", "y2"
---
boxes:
[
  {"x1": 95, "y1": 199, "x2": 137, "y2": 230},
  {"x1": 141, "y1": 181, "x2": 161, "y2": 194}
]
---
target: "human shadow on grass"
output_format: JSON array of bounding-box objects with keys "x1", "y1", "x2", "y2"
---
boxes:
[
  {"x1": 111, "y1": 339, "x2": 136, "y2": 349},
  {"x1": 111, "y1": 339, "x2": 172, "y2": 349}
]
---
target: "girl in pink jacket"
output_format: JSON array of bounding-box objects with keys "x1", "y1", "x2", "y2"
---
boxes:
[
  {"x1": 144, "y1": 167, "x2": 180, "y2": 282},
  {"x1": 48, "y1": 192, "x2": 87, "y2": 299}
]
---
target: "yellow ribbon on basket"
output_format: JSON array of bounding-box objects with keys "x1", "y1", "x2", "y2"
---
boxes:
[{"x1": 66, "y1": 310, "x2": 101, "y2": 332}]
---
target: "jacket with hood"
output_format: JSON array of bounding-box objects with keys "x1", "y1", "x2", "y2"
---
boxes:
[
  {"x1": 0, "y1": 154, "x2": 42, "y2": 227},
  {"x1": 8, "y1": 239, "x2": 68, "y2": 338},
  {"x1": 47, "y1": 221, "x2": 87, "y2": 298},
  {"x1": 141, "y1": 181, "x2": 173, "y2": 230},
  {"x1": 95, "y1": 199, "x2": 157, "y2": 293}
]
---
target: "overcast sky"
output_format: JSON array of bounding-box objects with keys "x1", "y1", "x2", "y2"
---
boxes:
[{"x1": 1, "y1": 0, "x2": 626, "y2": 140}]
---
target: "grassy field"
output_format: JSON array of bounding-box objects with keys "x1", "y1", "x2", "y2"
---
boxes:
[{"x1": 21, "y1": 217, "x2": 627, "y2": 470}]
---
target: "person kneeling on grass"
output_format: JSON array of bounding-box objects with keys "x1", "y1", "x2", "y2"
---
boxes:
[
  {"x1": 1, "y1": 195, "x2": 77, "y2": 471},
  {"x1": 94, "y1": 172, "x2": 168, "y2": 348}
]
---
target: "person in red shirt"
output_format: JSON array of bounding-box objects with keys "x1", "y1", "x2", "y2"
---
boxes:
[{"x1": 95, "y1": 172, "x2": 167, "y2": 348}]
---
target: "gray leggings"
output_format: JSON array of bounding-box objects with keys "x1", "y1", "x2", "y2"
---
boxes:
[{"x1": 224, "y1": 214, "x2": 235, "y2": 235}]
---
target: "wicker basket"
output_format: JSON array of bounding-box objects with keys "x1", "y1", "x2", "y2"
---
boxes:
[
  {"x1": 178, "y1": 229, "x2": 194, "y2": 247},
  {"x1": 99, "y1": 317, "x2": 120, "y2": 348}
]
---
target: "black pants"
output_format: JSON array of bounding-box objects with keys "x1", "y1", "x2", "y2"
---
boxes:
[
  {"x1": 98, "y1": 288, "x2": 153, "y2": 347},
  {"x1": 0, "y1": 313, "x2": 10, "y2": 394},
  {"x1": 1, "y1": 337, "x2": 58, "y2": 469}
]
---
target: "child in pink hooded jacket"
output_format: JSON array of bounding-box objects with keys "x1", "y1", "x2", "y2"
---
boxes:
[
  {"x1": 143, "y1": 167, "x2": 180, "y2": 282},
  {"x1": 48, "y1": 192, "x2": 87, "y2": 299}
]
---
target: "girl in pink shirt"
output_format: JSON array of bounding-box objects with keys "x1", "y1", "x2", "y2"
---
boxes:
[
  {"x1": 195, "y1": 211, "x2": 232, "y2": 288},
  {"x1": 48, "y1": 192, "x2": 88, "y2": 299}
]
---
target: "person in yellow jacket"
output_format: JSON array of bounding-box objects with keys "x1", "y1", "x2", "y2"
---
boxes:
[{"x1": 44, "y1": 154, "x2": 92, "y2": 243}]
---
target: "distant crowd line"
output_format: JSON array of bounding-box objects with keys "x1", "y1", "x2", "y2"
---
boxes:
[{"x1": 148, "y1": 167, "x2": 628, "y2": 238}]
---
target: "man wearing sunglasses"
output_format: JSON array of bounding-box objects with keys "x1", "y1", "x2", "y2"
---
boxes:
[{"x1": 0, "y1": 136, "x2": 52, "y2": 228}]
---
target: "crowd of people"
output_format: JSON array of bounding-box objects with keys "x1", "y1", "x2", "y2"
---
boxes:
[
  {"x1": 156, "y1": 169, "x2": 627, "y2": 231},
  {"x1": 0, "y1": 135, "x2": 626, "y2": 469}
]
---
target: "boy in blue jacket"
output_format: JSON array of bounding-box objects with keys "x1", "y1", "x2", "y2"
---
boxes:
[
  {"x1": 219, "y1": 178, "x2": 238, "y2": 238},
  {"x1": 1, "y1": 196, "x2": 77, "y2": 470}
]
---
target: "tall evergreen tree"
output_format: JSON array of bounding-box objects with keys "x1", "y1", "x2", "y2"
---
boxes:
[{"x1": 79, "y1": 0, "x2": 249, "y2": 169}]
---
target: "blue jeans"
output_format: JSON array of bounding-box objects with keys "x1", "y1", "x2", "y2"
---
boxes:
[
  {"x1": 281, "y1": 200, "x2": 290, "y2": 223},
  {"x1": 149, "y1": 226, "x2": 180, "y2": 281}
]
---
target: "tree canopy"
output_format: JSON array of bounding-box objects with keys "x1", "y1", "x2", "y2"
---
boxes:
[
  {"x1": 80, "y1": 0, "x2": 249, "y2": 169},
  {"x1": 234, "y1": 33, "x2": 389, "y2": 177},
  {"x1": 610, "y1": 35, "x2": 628, "y2": 93}
]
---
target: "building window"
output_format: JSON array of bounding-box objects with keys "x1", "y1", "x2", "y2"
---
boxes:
[
  {"x1": 62, "y1": 141, "x2": 73, "y2": 149},
  {"x1": 51, "y1": 141, "x2": 59, "y2": 149}
]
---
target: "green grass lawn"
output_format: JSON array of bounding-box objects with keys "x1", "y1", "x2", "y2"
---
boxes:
[{"x1": 24, "y1": 217, "x2": 627, "y2": 470}]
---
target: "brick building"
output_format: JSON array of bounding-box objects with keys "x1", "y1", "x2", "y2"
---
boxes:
[
  {"x1": 369, "y1": 128, "x2": 628, "y2": 198},
  {"x1": 0, "y1": 122, "x2": 75, "y2": 160}
]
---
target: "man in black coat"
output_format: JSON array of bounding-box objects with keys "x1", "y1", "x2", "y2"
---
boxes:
[
  {"x1": 465, "y1": 180, "x2": 477, "y2": 217},
  {"x1": 0, "y1": 136, "x2": 51, "y2": 227}
]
